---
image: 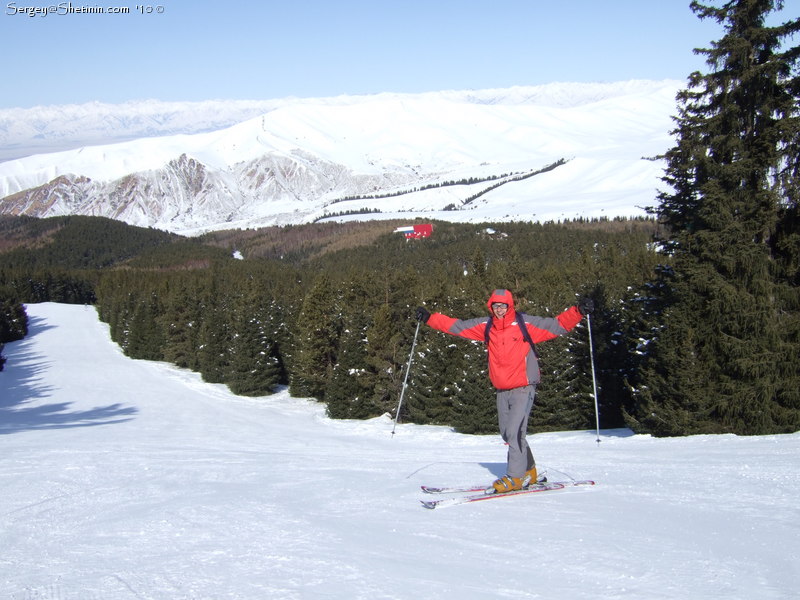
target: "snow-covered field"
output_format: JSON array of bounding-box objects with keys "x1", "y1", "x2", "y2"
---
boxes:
[{"x1": 2, "y1": 303, "x2": 798, "y2": 599}]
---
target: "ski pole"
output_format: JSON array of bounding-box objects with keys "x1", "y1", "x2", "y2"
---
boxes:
[
  {"x1": 586, "y1": 312, "x2": 601, "y2": 444},
  {"x1": 392, "y1": 319, "x2": 421, "y2": 436}
]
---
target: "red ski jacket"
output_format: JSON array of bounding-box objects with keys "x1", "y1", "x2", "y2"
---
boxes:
[{"x1": 425, "y1": 289, "x2": 583, "y2": 391}]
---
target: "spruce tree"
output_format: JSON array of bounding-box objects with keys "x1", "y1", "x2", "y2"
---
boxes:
[
  {"x1": 159, "y1": 277, "x2": 203, "y2": 371},
  {"x1": 227, "y1": 286, "x2": 282, "y2": 397},
  {"x1": 197, "y1": 280, "x2": 232, "y2": 385},
  {"x1": 0, "y1": 298, "x2": 28, "y2": 344},
  {"x1": 629, "y1": 0, "x2": 800, "y2": 435},
  {"x1": 324, "y1": 272, "x2": 375, "y2": 418},
  {"x1": 406, "y1": 327, "x2": 464, "y2": 426},
  {"x1": 363, "y1": 302, "x2": 404, "y2": 414},
  {"x1": 289, "y1": 274, "x2": 340, "y2": 400},
  {"x1": 535, "y1": 328, "x2": 597, "y2": 433},
  {"x1": 125, "y1": 294, "x2": 164, "y2": 361},
  {"x1": 449, "y1": 339, "x2": 496, "y2": 434}
]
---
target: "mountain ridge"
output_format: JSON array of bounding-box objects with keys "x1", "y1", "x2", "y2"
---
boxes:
[{"x1": 0, "y1": 79, "x2": 681, "y2": 234}]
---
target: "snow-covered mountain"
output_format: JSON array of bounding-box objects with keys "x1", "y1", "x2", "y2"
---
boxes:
[
  {"x1": 0, "y1": 80, "x2": 682, "y2": 234},
  {"x1": 0, "y1": 98, "x2": 292, "y2": 162}
]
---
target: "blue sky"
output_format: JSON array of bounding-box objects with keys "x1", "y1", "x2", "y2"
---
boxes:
[{"x1": 0, "y1": 0, "x2": 790, "y2": 109}]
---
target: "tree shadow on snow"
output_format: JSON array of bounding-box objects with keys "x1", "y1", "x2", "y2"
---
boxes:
[{"x1": 0, "y1": 316, "x2": 138, "y2": 435}]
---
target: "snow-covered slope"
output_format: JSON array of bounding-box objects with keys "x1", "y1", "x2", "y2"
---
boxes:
[
  {"x1": 2, "y1": 303, "x2": 798, "y2": 599},
  {"x1": 0, "y1": 81, "x2": 681, "y2": 234},
  {"x1": 0, "y1": 98, "x2": 293, "y2": 162},
  {"x1": 0, "y1": 81, "x2": 680, "y2": 161}
]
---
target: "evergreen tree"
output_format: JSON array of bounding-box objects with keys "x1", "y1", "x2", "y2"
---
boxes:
[
  {"x1": 0, "y1": 294, "x2": 22, "y2": 373},
  {"x1": 362, "y1": 302, "x2": 405, "y2": 414},
  {"x1": 448, "y1": 339, "x2": 496, "y2": 434},
  {"x1": 535, "y1": 330, "x2": 596, "y2": 433},
  {"x1": 227, "y1": 291, "x2": 283, "y2": 397},
  {"x1": 325, "y1": 274, "x2": 374, "y2": 418},
  {"x1": 111, "y1": 291, "x2": 138, "y2": 353},
  {"x1": 595, "y1": 285, "x2": 647, "y2": 429},
  {"x1": 0, "y1": 298, "x2": 28, "y2": 344},
  {"x1": 197, "y1": 280, "x2": 231, "y2": 384},
  {"x1": 159, "y1": 277, "x2": 203, "y2": 370},
  {"x1": 405, "y1": 325, "x2": 464, "y2": 426},
  {"x1": 359, "y1": 267, "x2": 424, "y2": 417},
  {"x1": 325, "y1": 321, "x2": 372, "y2": 418},
  {"x1": 126, "y1": 293, "x2": 165, "y2": 361},
  {"x1": 289, "y1": 274, "x2": 340, "y2": 400},
  {"x1": 629, "y1": 0, "x2": 800, "y2": 435}
]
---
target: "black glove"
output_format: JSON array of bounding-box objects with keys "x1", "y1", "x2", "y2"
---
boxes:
[
  {"x1": 415, "y1": 306, "x2": 431, "y2": 323},
  {"x1": 578, "y1": 297, "x2": 594, "y2": 316}
]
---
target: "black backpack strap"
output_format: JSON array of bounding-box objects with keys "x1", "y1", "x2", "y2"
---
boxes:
[
  {"x1": 484, "y1": 312, "x2": 538, "y2": 358},
  {"x1": 516, "y1": 311, "x2": 539, "y2": 358}
]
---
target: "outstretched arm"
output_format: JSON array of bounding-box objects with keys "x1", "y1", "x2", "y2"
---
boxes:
[
  {"x1": 521, "y1": 298, "x2": 592, "y2": 343},
  {"x1": 416, "y1": 307, "x2": 487, "y2": 342}
]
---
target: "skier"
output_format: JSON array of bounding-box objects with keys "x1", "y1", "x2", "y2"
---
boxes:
[{"x1": 415, "y1": 289, "x2": 594, "y2": 493}]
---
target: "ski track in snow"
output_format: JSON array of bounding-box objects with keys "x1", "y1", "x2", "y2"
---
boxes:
[{"x1": 1, "y1": 303, "x2": 798, "y2": 599}]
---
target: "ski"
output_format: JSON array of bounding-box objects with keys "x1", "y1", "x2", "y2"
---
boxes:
[
  {"x1": 421, "y1": 475, "x2": 549, "y2": 494},
  {"x1": 421, "y1": 483, "x2": 491, "y2": 494},
  {"x1": 420, "y1": 480, "x2": 595, "y2": 509}
]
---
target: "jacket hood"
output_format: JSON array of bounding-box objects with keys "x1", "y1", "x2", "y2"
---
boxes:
[{"x1": 486, "y1": 289, "x2": 516, "y2": 315}]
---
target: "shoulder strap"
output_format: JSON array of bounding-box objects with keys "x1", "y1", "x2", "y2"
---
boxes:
[
  {"x1": 516, "y1": 311, "x2": 539, "y2": 358},
  {"x1": 484, "y1": 312, "x2": 539, "y2": 358}
]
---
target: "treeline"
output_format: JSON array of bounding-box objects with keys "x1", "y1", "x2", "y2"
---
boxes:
[
  {"x1": 325, "y1": 166, "x2": 540, "y2": 204},
  {"x1": 460, "y1": 159, "x2": 567, "y2": 206},
  {"x1": 2, "y1": 199, "x2": 797, "y2": 436},
  {"x1": 94, "y1": 216, "x2": 663, "y2": 433},
  {"x1": 319, "y1": 159, "x2": 568, "y2": 216},
  {"x1": 0, "y1": 214, "x2": 662, "y2": 434},
  {"x1": 0, "y1": 214, "x2": 182, "y2": 270}
]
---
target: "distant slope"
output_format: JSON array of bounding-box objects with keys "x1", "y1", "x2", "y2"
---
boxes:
[
  {"x1": 0, "y1": 80, "x2": 680, "y2": 161},
  {"x1": 0, "y1": 215, "x2": 223, "y2": 270},
  {"x1": 0, "y1": 80, "x2": 681, "y2": 234}
]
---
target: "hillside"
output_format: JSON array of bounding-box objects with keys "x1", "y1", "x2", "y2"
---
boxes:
[{"x1": 0, "y1": 213, "x2": 661, "y2": 269}]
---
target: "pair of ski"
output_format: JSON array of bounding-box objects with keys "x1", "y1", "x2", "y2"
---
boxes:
[{"x1": 420, "y1": 478, "x2": 595, "y2": 509}]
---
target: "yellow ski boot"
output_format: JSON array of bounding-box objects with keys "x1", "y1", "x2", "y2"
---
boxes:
[
  {"x1": 523, "y1": 466, "x2": 538, "y2": 487},
  {"x1": 491, "y1": 475, "x2": 524, "y2": 494}
]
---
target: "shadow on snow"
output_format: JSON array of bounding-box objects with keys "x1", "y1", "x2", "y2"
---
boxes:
[{"x1": 0, "y1": 315, "x2": 138, "y2": 434}]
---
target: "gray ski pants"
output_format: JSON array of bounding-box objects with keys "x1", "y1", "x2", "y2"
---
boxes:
[{"x1": 496, "y1": 385, "x2": 536, "y2": 478}]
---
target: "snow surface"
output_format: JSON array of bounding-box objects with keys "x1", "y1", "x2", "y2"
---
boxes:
[{"x1": 2, "y1": 303, "x2": 799, "y2": 599}]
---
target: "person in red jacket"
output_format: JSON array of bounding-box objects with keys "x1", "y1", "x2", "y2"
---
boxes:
[{"x1": 416, "y1": 289, "x2": 594, "y2": 493}]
